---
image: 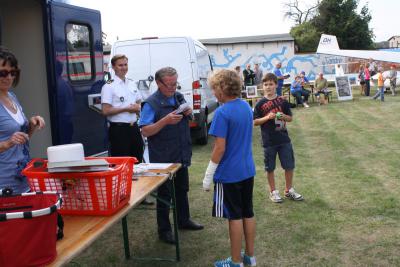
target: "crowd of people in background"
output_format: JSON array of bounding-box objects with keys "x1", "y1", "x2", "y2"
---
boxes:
[
  {"x1": 358, "y1": 58, "x2": 397, "y2": 101},
  {"x1": 235, "y1": 58, "x2": 398, "y2": 106}
]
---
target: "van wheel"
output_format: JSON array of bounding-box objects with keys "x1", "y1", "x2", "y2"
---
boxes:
[{"x1": 197, "y1": 120, "x2": 208, "y2": 145}]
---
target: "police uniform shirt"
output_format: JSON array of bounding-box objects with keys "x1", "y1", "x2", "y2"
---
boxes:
[{"x1": 101, "y1": 75, "x2": 143, "y2": 123}]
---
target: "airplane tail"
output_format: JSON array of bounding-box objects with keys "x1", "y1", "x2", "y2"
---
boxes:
[{"x1": 317, "y1": 34, "x2": 340, "y2": 52}]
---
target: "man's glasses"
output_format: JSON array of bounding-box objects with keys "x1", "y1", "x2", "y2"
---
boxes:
[
  {"x1": 0, "y1": 69, "x2": 19, "y2": 78},
  {"x1": 160, "y1": 80, "x2": 179, "y2": 89}
]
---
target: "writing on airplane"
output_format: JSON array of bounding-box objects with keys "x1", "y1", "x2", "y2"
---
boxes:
[{"x1": 320, "y1": 37, "x2": 331, "y2": 45}]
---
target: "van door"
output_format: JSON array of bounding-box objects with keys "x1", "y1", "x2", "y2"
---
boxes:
[{"x1": 49, "y1": 2, "x2": 106, "y2": 155}]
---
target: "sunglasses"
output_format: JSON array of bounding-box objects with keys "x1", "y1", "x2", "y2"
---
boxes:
[{"x1": 0, "y1": 69, "x2": 19, "y2": 78}]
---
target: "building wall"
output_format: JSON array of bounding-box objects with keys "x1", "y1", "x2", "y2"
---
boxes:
[
  {"x1": 205, "y1": 40, "x2": 348, "y2": 82},
  {"x1": 389, "y1": 36, "x2": 400, "y2": 48}
]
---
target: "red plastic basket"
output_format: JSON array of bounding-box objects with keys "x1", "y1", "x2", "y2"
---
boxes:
[{"x1": 22, "y1": 157, "x2": 135, "y2": 216}]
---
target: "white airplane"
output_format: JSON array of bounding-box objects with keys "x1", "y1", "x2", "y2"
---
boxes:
[
  {"x1": 317, "y1": 34, "x2": 400, "y2": 63},
  {"x1": 317, "y1": 34, "x2": 400, "y2": 88}
]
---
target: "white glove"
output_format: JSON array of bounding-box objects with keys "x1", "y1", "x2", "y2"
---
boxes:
[{"x1": 203, "y1": 160, "x2": 218, "y2": 191}]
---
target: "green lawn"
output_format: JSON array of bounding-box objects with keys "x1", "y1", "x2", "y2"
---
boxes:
[{"x1": 67, "y1": 87, "x2": 400, "y2": 267}]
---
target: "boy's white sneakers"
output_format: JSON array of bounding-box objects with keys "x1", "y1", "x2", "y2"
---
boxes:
[
  {"x1": 269, "y1": 190, "x2": 283, "y2": 203},
  {"x1": 285, "y1": 187, "x2": 304, "y2": 201}
]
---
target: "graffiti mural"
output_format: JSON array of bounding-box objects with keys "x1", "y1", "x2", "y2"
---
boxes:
[{"x1": 207, "y1": 44, "x2": 347, "y2": 82}]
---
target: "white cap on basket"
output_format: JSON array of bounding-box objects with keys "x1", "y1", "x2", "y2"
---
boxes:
[{"x1": 47, "y1": 143, "x2": 89, "y2": 169}]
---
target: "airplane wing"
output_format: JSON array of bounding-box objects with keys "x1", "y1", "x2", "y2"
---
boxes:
[{"x1": 317, "y1": 34, "x2": 400, "y2": 63}]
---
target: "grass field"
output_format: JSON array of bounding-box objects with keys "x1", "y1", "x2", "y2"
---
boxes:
[{"x1": 67, "y1": 87, "x2": 400, "y2": 267}]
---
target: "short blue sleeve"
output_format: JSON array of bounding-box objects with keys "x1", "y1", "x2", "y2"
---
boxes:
[
  {"x1": 209, "y1": 109, "x2": 228, "y2": 139},
  {"x1": 139, "y1": 103, "x2": 155, "y2": 126},
  {"x1": 273, "y1": 68, "x2": 281, "y2": 76}
]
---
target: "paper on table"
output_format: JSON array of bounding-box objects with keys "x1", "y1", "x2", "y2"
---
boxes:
[{"x1": 136, "y1": 163, "x2": 173, "y2": 170}]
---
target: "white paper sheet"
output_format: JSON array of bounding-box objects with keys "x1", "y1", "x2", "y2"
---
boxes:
[{"x1": 136, "y1": 163, "x2": 173, "y2": 170}]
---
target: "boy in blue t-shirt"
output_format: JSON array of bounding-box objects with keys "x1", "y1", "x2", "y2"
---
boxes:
[
  {"x1": 254, "y1": 73, "x2": 304, "y2": 203},
  {"x1": 203, "y1": 69, "x2": 256, "y2": 267}
]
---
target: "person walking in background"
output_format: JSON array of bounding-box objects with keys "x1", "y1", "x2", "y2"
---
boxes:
[
  {"x1": 290, "y1": 75, "x2": 310, "y2": 108},
  {"x1": 273, "y1": 62, "x2": 289, "y2": 96},
  {"x1": 358, "y1": 64, "x2": 366, "y2": 95},
  {"x1": 372, "y1": 67, "x2": 385, "y2": 102},
  {"x1": 203, "y1": 69, "x2": 256, "y2": 267},
  {"x1": 389, "y1": 64, "x2": 397, "y2": 96},
  {"x1": 314, "y1": 72, "x2": 329, "y2": 105},
  {"x1": 243, "y1": 64, "x2": 255, "y2": 87},
  {"x1": 254, "y1": 73, "x2": 303, "y2": 204},
  {"x1": 140, "y1": 67, "x2": 203, "y2": 245},
  {"x1": 0, "y1": 48, "x2": 45, "y2": 194},
  {"x1": 254, "y1": 63, "x2": 263, "y2": 86},
  {"x1": 364, "y1": 63, "x2": 371, "y2": 96}
]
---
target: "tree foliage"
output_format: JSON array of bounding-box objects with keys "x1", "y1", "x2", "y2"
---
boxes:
[
  {"x1": 284, "y1": 0, "x2": 320, "y2": 25},
  {"x1": 287, "y1": 0, "x2": 374, "y2": 52}
]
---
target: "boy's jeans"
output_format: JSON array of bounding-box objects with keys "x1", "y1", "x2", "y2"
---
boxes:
[{"x1": 373, "y1": 86, "x2": 384, "y2": 101}]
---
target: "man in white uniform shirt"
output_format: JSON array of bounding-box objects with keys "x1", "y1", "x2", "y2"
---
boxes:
[{"x1": 101, "y1": 54, "x2": 152, "y2": 204}]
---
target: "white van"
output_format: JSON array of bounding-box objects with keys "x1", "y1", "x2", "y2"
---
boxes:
[{"x1": 110, "y1": 37, "x2": 218, "y2": 145}]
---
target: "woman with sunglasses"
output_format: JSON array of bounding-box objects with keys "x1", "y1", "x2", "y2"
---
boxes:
[{"x1": 0, "y1": 48, "x2": 45, "y2": 194}]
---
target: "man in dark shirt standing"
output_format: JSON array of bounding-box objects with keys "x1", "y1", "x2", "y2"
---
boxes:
[{"x1": 243, "y1": 63, "x2": 255, "y2": 87}]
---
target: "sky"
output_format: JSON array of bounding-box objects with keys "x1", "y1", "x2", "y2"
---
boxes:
[{"x1": 67, "y1": 0, "x2": 399, "y2": 44}]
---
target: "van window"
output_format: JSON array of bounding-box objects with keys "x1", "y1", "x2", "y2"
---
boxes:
[
  {"x1": 195, "y1": 45, "x2": 212, "y2": 78},
  {"x1": 66, "y1": 23, "x2": 93, "y2": 81}
]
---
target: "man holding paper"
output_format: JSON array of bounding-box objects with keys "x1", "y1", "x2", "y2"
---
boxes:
[{"x1": 140, "y1": 67, "x2": 203, "y2": 245}]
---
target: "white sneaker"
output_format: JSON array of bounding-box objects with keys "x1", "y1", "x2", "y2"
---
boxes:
[
  {"x1": 269, "y1": 190, "x2": 283, "y2": 203},
  {"x1": 285, "y1": 187, "x2": 304, "y2": 201},
  {"x1": 303, "y1": 103, "x2": 310, "y2": 108}
]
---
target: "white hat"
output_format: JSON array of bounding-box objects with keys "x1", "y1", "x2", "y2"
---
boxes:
[{"x1": 47, "y1": 143, "x2": 100, "y2": 168}]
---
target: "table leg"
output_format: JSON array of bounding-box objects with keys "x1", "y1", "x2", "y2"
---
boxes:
[
  {"x1": 311, "y1": 86, "x2": 315, "y2": 103},
  {"x1": 122, "y1": 216, "x2": 131, "y2": 259},
  {"x1": 171, "y1": 174, "x2": 181, "y2": 261}
]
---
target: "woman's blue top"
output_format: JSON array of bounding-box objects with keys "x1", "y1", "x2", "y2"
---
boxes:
[{"x1": 0, "y1": 91, "x2": 30, "y2": 194}]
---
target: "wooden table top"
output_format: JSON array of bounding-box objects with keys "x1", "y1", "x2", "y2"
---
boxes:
[{"x1": 49, "y1": 163, "x2": 181, "y2": 267}]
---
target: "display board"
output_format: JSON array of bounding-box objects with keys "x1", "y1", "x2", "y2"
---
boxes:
[
  {"x1": 246, "y1": 86, "x2": 258, "y2": 98},
  {"x1": 335, "y1": 76, "x2": 353, "y2": 101}
]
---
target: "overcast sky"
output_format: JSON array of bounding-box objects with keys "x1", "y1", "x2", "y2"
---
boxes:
[{"x1": 68, "y1": 0, "x2": 398, "y2": 44}]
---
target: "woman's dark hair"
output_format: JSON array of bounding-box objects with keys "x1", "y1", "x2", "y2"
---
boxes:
[{"x1": 0, "y1": 47, "x2": 20, "y2": 87}]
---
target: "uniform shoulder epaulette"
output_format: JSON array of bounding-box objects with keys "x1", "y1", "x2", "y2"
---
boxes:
[
  {"x1": 106, "y1": 79, "x2": 114, "y2": 84},
  {"x1": 127, "y1": 78, "x2": 134, "y2": 82}
]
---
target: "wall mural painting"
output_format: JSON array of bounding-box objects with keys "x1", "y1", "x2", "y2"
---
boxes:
[{"x1": 209, "y1": 45, "x2": 346, "y2": 81}]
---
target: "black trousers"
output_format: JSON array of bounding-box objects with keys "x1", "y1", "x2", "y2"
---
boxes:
[
  {"x1": 365, "y1": 79, "x2": 371, "y2": 96},
  {"x1": 108, "y1": 122, "x2": 144, "y2": 162},
  {"x1": 157, "y1": 167, "x2": 190, "y2": 234}
]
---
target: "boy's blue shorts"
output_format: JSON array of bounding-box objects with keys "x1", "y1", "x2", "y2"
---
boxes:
[{"x1": 264, "y1": 142, "x2": 295, "y2": 172}]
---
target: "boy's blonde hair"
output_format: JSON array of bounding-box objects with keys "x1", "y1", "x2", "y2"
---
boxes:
[{"x1": 208, "y1": 69, "x2": 242, "y2": 97}]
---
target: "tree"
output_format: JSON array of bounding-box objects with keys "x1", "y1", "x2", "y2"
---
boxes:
[
  {"x1": 284, "y1": 0, "x2": 320, "y2": 25},
  {"x1": 287, "y1": 0, "x2": 374, "y2": 52},
  {"x1": 290, "y1": 22, "x2": 320, "y2": 52},
  {"x1": 313, "y1": 0, "x2": 374, "y2": 50}
]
